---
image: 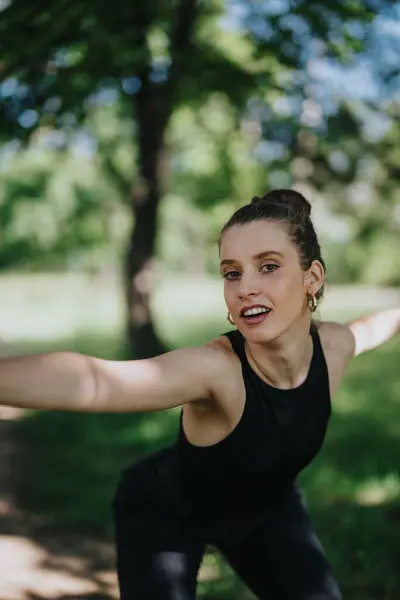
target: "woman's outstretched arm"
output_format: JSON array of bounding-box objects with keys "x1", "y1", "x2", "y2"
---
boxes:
[
  {"x1": 346, "y1": 306, "x2": 400, "y2": 356},
  {"x1": 0, "y1": 344, "x2": 227, "y2": 413}
]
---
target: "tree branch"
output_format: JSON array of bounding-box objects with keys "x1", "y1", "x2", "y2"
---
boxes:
[{"x1": 168, "y1": 0, "x2": 199, "y2": 89}]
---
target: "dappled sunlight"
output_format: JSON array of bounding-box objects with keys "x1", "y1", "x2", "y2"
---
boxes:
[
  {"x1": 198, "y1": 553, "x2": 221, "y2": 584},
  {"x1": 355, "y1": 474, "x2": 400, "y2": 507},
  {"x1": 0, "y1": 535, "x2": 118, "y2": 600},
  {"x1": 0, "y1": 407, "x2": 24, "y2": 420}
]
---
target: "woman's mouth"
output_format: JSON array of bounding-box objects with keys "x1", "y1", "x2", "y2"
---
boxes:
[{"x1": 240, "y1": 306, "x2": 272, "y2": 326}]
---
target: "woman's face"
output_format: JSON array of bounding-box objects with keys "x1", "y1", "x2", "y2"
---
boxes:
[{"x1": 219, "y1": 220, "x2": 322, "y2": 342}]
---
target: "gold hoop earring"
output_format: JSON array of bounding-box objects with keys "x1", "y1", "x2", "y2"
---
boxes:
[
  {"x1": 308, "y1": 294, "x2": 317, "y2": 313},
  {"x1": 227, "y1": 311, "x2": 235, "y2": 325}
]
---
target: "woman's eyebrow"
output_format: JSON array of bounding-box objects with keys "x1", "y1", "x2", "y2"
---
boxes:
[{"x1": 220, "y1": 250, "x2": 284, "y2": 267}]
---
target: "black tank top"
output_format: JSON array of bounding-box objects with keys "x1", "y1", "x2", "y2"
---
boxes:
[{"x1": 175, "y1": 324, "x2": 331, "y2": 517}]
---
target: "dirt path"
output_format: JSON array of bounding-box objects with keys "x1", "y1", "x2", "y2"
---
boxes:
[{"x1": 0, "y1": 407, "x2": 119, "y2": 600}]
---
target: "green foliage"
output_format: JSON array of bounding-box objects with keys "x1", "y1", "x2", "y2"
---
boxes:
[
  {"x1": 362, "y1": 231, "x2": 400, "y2": 286},
  {"x1": 0, "y1": 0, "x2": 399, "y2": 284},
  {"x1": 0, "y1": 104, "x2": 133, "y2": 270}
]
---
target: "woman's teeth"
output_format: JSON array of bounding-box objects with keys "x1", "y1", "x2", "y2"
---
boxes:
[{"x1": 243, "y1": 307, "x2": 270, "y2": 317}]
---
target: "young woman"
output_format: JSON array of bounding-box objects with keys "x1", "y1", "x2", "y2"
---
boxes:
[{"x1": 0, "y1": 189, "x2": 399, "y2": 600}]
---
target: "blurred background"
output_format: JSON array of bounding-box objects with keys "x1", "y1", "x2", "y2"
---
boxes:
[{"x1": 0, "y1": 0, "x2": 399, "y2": 598}]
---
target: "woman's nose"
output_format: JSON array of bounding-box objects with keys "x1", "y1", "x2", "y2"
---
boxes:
[{"x1": 237, "y1": 276, "x2": 260, "y2": 300}]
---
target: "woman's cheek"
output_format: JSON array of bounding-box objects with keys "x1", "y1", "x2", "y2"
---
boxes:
[
  {"x1": 277, "y1": 276, "x2": 302, "y2": 305},
  {"x1": 223, "y1": 284, "x2": 234, "y2": 307}
]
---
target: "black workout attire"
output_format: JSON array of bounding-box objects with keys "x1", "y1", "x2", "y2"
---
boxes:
[{"x1": 113, "y1": 325, "x2": 342, "y2": 599}]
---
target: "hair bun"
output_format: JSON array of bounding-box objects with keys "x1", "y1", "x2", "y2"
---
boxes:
[{"x1": 255, "y1": 189, "x2": 312, "y2": 219}]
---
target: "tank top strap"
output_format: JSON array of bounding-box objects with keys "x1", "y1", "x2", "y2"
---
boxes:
[
  {"x1": 223, "y1": 329, "x2": 247, "y2": 363},
  {"x1": 309, "y1": 321, "x2": 324, "y2": 361},
  {"x1": 308, "y1": 321, "x2": 330, "y2": 384}
]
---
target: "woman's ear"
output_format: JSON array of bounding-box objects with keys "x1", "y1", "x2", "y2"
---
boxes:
[{"x1": 305, "y1": 260, "x2": 325, "y2": 295}]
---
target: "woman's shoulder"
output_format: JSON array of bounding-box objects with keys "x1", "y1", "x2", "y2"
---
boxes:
[
  {"x1": 203, "y1": 333, "x2": 243, "y2": 378},
  {"x1": 316, "y1": 321, "x2": 356, "y2": 397},
  {"x1": 181, "y1": 335, "x2": 245, "y2": 441},
  {"x1": 197, "y1": 334, "x2": 245, "y2": 403},
  {"x1": 317, "y1": 321, "x2": 355, "y2": 358}
]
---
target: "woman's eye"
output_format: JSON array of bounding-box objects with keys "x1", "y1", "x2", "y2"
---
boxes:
[
  {"x1": 223, "y1": 270, "x2": 240, "y2": 280},
  {"x1": 261, "y1": 264, "x2": 279, "y2": 273},
  {"x1": 222, "y1": 265, "x2": 278, "y2": 279}
]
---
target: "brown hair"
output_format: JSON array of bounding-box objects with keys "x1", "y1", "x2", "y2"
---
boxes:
[{"x1": 219, "y1": 189, "x2": 326, "y2": 304}]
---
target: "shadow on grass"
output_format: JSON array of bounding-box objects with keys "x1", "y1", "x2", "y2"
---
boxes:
[{"x1": 6, "y1": 329, "x2": 400, "y2": 599}]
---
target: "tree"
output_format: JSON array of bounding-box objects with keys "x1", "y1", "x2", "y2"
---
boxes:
[{"x1": 0, "y1": 0, "x2": 393, "y2": 356}]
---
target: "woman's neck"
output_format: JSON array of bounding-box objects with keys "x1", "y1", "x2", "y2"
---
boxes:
[{"x1": 245, "y1": 317, "x2": 314, "y2": 389}]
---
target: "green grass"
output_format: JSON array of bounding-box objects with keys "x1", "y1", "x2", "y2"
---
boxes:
[{"x1": 2, "y1": 274, "x2": 399, "y2": 599}]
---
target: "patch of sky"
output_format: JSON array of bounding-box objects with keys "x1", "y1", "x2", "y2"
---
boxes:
[
  {"x1": 220, "y1": 1, "x2": 399, "y2": 108},
  {"x1": 43, "y1": 96, "x2": 62, "y2": 113},
  {"x1": 87, "y1": 86, "x2": 120, "y2": 107},
  {"x1": 254, "y1": 140, "x2": 286, "y2": 162},
  {"x1": 246, "y1": 97, "x2": 272, "y2": 120},
  {"x1": 307, "y1": 57, "x2": 380, "y2": 102},
  {"x1": 343, "y1": 20, "x2": 367, "y2": 40},
  {"x1": 272, "y1": 95, "x2": 298, "y2": 117},
  {"x1": 0, "y1": 78, "x2": 18, "y2": 98},
  {"x1": 292, "y1": 70, "x2": 308, "y2": 86},
  {"x1": 51, "y1": 45, "x2": 87, "y2": 69},
  {"x1": 219, "y1": 1, "x2": 250, "y2": 31},
  {"x1": 39, "y1": 129, "x2": 69, "y2": 151},
  {"x1": 52, "y1": 47, "x2": 69, "y2": 68},
  {"x1": 361, "y1": 111, "x2": 392, "y2": 143},
  {"x1": 279, "y1": 13, "x2": 311, "y2": 39},
  {"x1": 149, "y1": 57, "x2": 171, "y2": 84},
  {"x1": 17, "y1": 109, "x2": 38, "y2": 129},
  {"x1": 122, "y1": 77, "x2": 141, "y2": 95},
  {"x1": 220, "y1": 0, "x2": 290, "y2": 32},
  {"x1": 328, "y1": 150, "x2": 350, "y2": 174},
  {"x1": 15, "y1": 84, "x2": 31, "y2": 101},
  {"x1": 258, "y1": 0, "x2": 290, "y2": 17},
  {"x1": 71, "y1": 130, "x2": 97, "y2": 158},
  {"x1": 348, "y1": 181, "x2": 374, "y2": 208},
  {"x1": 348, "y1": 102, "x2": 393, "y2": 143},
  {"x1": 245, "y1": 14, "x2": 275, "y2": 41}
]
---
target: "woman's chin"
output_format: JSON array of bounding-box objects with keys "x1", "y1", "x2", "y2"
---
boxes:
[{"x1": 237, "y1": 318, "x2": 280, "y2": 343}]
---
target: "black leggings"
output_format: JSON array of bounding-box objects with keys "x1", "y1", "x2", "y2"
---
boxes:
[{"x1": 112, "y1": 455, "x2": 342, "y2": 600}]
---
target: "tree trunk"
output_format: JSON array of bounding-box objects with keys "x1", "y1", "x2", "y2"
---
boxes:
[
  {"x1": 126, "y1": 85, "x2": 169, "y2": 359},
  {"x1": 126, "y1": 200, "x2": 166, "y2": 359},
  {"x1": 125, "y1": 0, "x2": 199, "y2": 359}
]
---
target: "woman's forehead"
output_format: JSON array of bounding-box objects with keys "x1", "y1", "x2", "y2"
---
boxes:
[{"x1": 220, "y1": 221, "x2": 291, "y2": 258}]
